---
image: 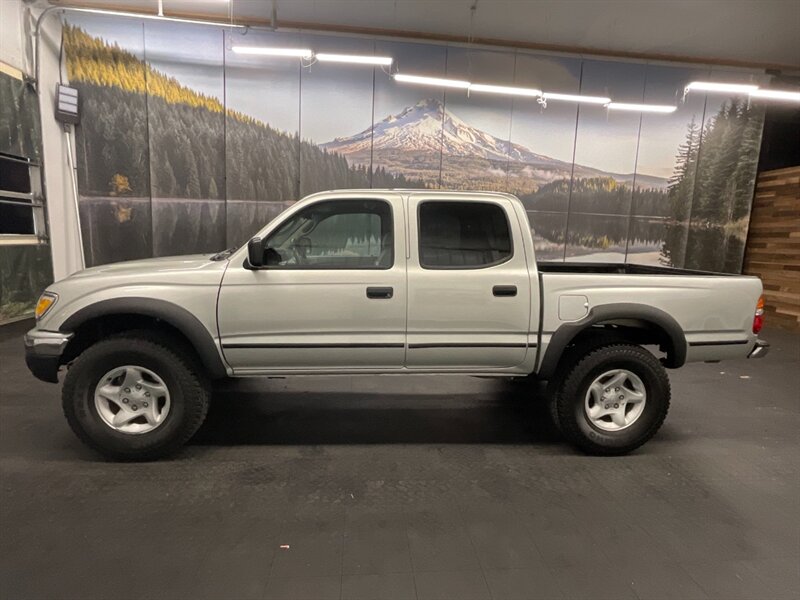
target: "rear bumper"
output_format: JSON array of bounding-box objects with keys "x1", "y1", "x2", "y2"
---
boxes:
[
  {"x1": 748, "y1": 339, "x2": 770, "y2": 359},
  {"x1": 23, "y1": 329, "x2": 73, "y2": 383}
]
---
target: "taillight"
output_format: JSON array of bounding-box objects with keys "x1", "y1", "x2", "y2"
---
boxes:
[{"x1": 752, "y1": 296, "x2": 765, "y2": 334}]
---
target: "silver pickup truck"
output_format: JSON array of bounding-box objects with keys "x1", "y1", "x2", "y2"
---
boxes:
[{"x1": 24, "y1": 190, "x2": 769, "y2": 460}]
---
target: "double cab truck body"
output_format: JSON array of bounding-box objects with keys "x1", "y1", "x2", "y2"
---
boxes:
[{"x1": 24, "y1": 190, "x2": 769, "y2": 459}]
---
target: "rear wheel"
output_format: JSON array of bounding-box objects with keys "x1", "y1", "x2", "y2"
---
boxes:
[
  {"x1": 62, "y1": 332, "x2": 210, "y2": 460},
  {"x1": 554, "y1": 344, "x2": 670, "y2": 455}
]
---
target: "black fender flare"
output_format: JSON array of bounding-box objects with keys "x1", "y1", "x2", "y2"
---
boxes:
[
  {"x1": 59, "y1": 297, "x2": 228, "y2": 379},
  {"x1": 538, "y1": 303, "x2": 687, "y2": 379}
]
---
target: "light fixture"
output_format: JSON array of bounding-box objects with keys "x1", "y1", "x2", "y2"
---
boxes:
[
  {"x1": 64, "y1": 6, "x2": 246, "y2": 28},
  {"x1": 749, "y1": 89, "x2": 800, "y2": 102},
  {"x1": 158, "y1": 0, "x2": 229, "y2": 17},
  {"x1": 315, "y1": 53, "x2": 393, "y2": 66},
  {"x1": 393, "y1": 73, "x2": 471, "y2": 89},
  {"x1": 685, "y1": 81, "x2": 758, "y2": 94},
  {"x1": 157, "y1": 0, "x2": 228, "y2": 19},
  {"x1": 541, "y1": 92, "x2": 611, "y2": 104},
  {"x1": 231, "y1": 46, "x2": 313, "y2": 58},
  {"x1": 55, "y1": 84, "x2": 80, "y2": 124},
  {"x1": 606, "y1": 102, "x2": 677, "y2": 113},
  {"x1": 469, "y1": 83, "x2": 542, "y2": 97}
]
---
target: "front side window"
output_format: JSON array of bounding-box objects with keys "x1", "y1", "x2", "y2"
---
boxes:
[
  {"x1": 418, "y1": 201, "x2": 512, "y2": 269},
  {"x1": 264, "y1": 199, "x2": 393, "y2": 269}
]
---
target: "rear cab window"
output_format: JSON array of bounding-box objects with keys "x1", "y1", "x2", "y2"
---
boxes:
[{"x1": 418, "y1": 201, "x2": 513, "y2": 269}]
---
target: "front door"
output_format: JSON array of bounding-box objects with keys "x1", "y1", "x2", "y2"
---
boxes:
[
  {"x1": 406, "y1": 195, "x2": 533, "y2": 370},
  {"x1": 218, "y1": 194, "x2": 406, "y2": 373}
]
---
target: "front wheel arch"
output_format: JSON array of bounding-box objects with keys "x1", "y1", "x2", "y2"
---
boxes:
[{"x1": 59, "y1": 298, "x2": 228, "y2": 379}]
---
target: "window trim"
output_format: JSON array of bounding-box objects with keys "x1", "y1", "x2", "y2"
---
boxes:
[
  {"x1": 417, "y1": 199, "x2": 514, "y2": 271},
  {"x1": 259, "y1": 198, "x2": 395, "y2": 271}
]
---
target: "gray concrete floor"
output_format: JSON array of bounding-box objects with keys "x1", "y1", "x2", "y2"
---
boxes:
[{"x1": 1, "y1": 320, "x2": 798, "y2": 600}]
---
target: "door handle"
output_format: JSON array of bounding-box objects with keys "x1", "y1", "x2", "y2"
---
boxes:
[
  {"x1": 493, "y1": 285, "x2": 517, "y2": 297},
  {"x1": 366, "y1": 286, "x2": 393, "y2": 299}
]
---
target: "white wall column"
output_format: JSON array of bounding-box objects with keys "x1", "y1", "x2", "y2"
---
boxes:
[
  {"x1": 35, "y1": 7, "x2": 85, "y2": 280},
  {"x1": 3, "y1": 0, "x2": 84, "y2": 281}
]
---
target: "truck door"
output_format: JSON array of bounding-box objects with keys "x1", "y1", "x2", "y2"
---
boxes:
[
  {"x1": 406, "y1": 195, "x2": 534, "y2": 370},
  {"x1": 217, "y1": 194, "x2": 407, "y2": 372}
]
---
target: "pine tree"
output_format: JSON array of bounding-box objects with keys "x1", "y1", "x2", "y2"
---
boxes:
[
  {"x1": 185, "y1": 156, "x2": 201, "y2": 198},
  {"x1": 731, "y1": 104, "x2": 765, "y2": 221},
  {"x1": 668, "y1": 117, "x2": 699, "y2": 189}
]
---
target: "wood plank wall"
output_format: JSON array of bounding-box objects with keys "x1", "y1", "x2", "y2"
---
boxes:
[{"x1": 743, "y1": 166, "x2": 800, "y2": 330}]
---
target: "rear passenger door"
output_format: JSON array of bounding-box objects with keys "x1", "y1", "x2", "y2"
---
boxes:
[{"x1": 406, "y1": 196, "x2": 533, "y2": 370}]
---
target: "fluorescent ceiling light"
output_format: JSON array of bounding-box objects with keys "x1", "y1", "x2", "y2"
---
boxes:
[
  {"x1": 231, "y1": 46, "x2": 313, "y2": 58},
  {"x1": 749, "y1": 89, "x2": 800, "y2": 102},
  {"x1": 65, "y1": 7, "x2": 245, "y2": 27},
  {"x1": 393, "y1": 74, "x2": 471, "y2": 89},
  {"x1": 315, "y1": 53, "x2": 393, "y2": 66},
  {"x1": 542, "y1": 92, "x2": 611, "y2": 104},
  {"x1": 685, "y1": 81, "x2": 758, "y2": 94},
  {"x1": 469, "y1": 83, "x2": 542, "y2": 97},
  {"x1": 606, "y1": 102, "x2": 677, "y2": 113}
]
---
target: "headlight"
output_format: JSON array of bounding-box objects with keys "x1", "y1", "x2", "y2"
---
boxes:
[{"x1": 35, "y1": 292, "x2": 58, "y2": 320}]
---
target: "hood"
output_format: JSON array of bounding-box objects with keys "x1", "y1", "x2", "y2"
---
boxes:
[
  {"x1": 37, "y1": 253, "x2": 230, "y2": 332},
  {"x1": 67, "y1": 254, "x2": 219, "y2": 279}
]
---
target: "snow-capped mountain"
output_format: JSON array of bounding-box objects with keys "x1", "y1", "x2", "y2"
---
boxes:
[
  {"x1": 323, "y1": 98, "x2": 570, "y2": 167},
  {"x1": 321, "y1": 98, "x2": 666, "y2": 190}
]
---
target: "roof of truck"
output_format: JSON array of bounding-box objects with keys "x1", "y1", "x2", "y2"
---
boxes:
[{"x1": 304, "y1": 189, "x2": 521, "y2": 201}]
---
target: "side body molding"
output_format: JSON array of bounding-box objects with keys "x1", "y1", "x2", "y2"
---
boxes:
[
  {"x1": 59, "y1": 297, "x2": 229, "y2": 379},
  {"x1": 538, "y1": 303, "x2": 687, "y2": 379}
]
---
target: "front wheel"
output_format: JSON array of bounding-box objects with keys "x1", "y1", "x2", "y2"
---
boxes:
[
  {"x1": 553, "y1": 344, "x2": 670, "y2": 455},
  {"x1": 62, "y1": 333, "x2": 210, "y2": 461}
]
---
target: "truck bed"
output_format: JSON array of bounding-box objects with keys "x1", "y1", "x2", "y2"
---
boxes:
[{"x1": 535, "y1": 261, "x2": 760, "y2": 369}]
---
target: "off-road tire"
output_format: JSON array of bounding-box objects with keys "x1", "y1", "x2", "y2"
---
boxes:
[
  {"x1": 554, "y1": 344, "x2": 670, "y2": 455},
  {"x1": 62, "y1": 331, "x2": 210, "y2": 461},
  {"x1": 545, "y1": 330, "x2": 635, "y2": 435}
]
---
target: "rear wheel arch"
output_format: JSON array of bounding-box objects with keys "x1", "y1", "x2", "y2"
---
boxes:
[
  {"x1": 59, "y1": 298, "x2": 228, "y2": 380},
  {"x1": 539, "y1": 303, "x2": 687, "y2": 379}
]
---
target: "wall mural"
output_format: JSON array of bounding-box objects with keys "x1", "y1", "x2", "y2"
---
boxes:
[{"x1": 62, "y1": 15, "x2": 767, "y2": 272}]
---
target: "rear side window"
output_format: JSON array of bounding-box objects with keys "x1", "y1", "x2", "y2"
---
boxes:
[{"x1": 418, "y1": 201, "x2": 512, "y2": 269}]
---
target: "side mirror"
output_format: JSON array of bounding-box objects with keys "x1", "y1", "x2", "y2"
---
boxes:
[{"x1": 247, "y1": 237, "x2": 264, "y2": 268}]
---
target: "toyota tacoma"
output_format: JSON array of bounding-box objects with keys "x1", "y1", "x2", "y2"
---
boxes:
[{"x1": 24, "y1": 190, "x2": 769, "y2": 459}]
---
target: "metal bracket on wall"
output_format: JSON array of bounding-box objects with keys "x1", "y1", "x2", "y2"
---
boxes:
[{"x1": 62, "y1": 123, "x2": 85, "y2": 269}]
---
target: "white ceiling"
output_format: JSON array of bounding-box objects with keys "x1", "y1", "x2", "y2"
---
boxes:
[{"x1": 54, "y1": 0, "x2": 800, "y2": 68}]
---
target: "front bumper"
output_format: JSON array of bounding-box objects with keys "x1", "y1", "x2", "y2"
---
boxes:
[
  {"x1": 24, "y1": 329, "x2": 73, "y2": 383},
  {"x1": 748, "y1": 339, "x2": 770, "y2": 359}
]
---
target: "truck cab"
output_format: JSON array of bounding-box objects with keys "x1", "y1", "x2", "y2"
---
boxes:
[{"x1": 219, "y1": 190, "x2": 538, "y2": 375}]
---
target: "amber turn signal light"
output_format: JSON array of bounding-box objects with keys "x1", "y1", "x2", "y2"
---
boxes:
[{"x1": 35, "y1": 292, "x2": 58, "y2": 320}]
